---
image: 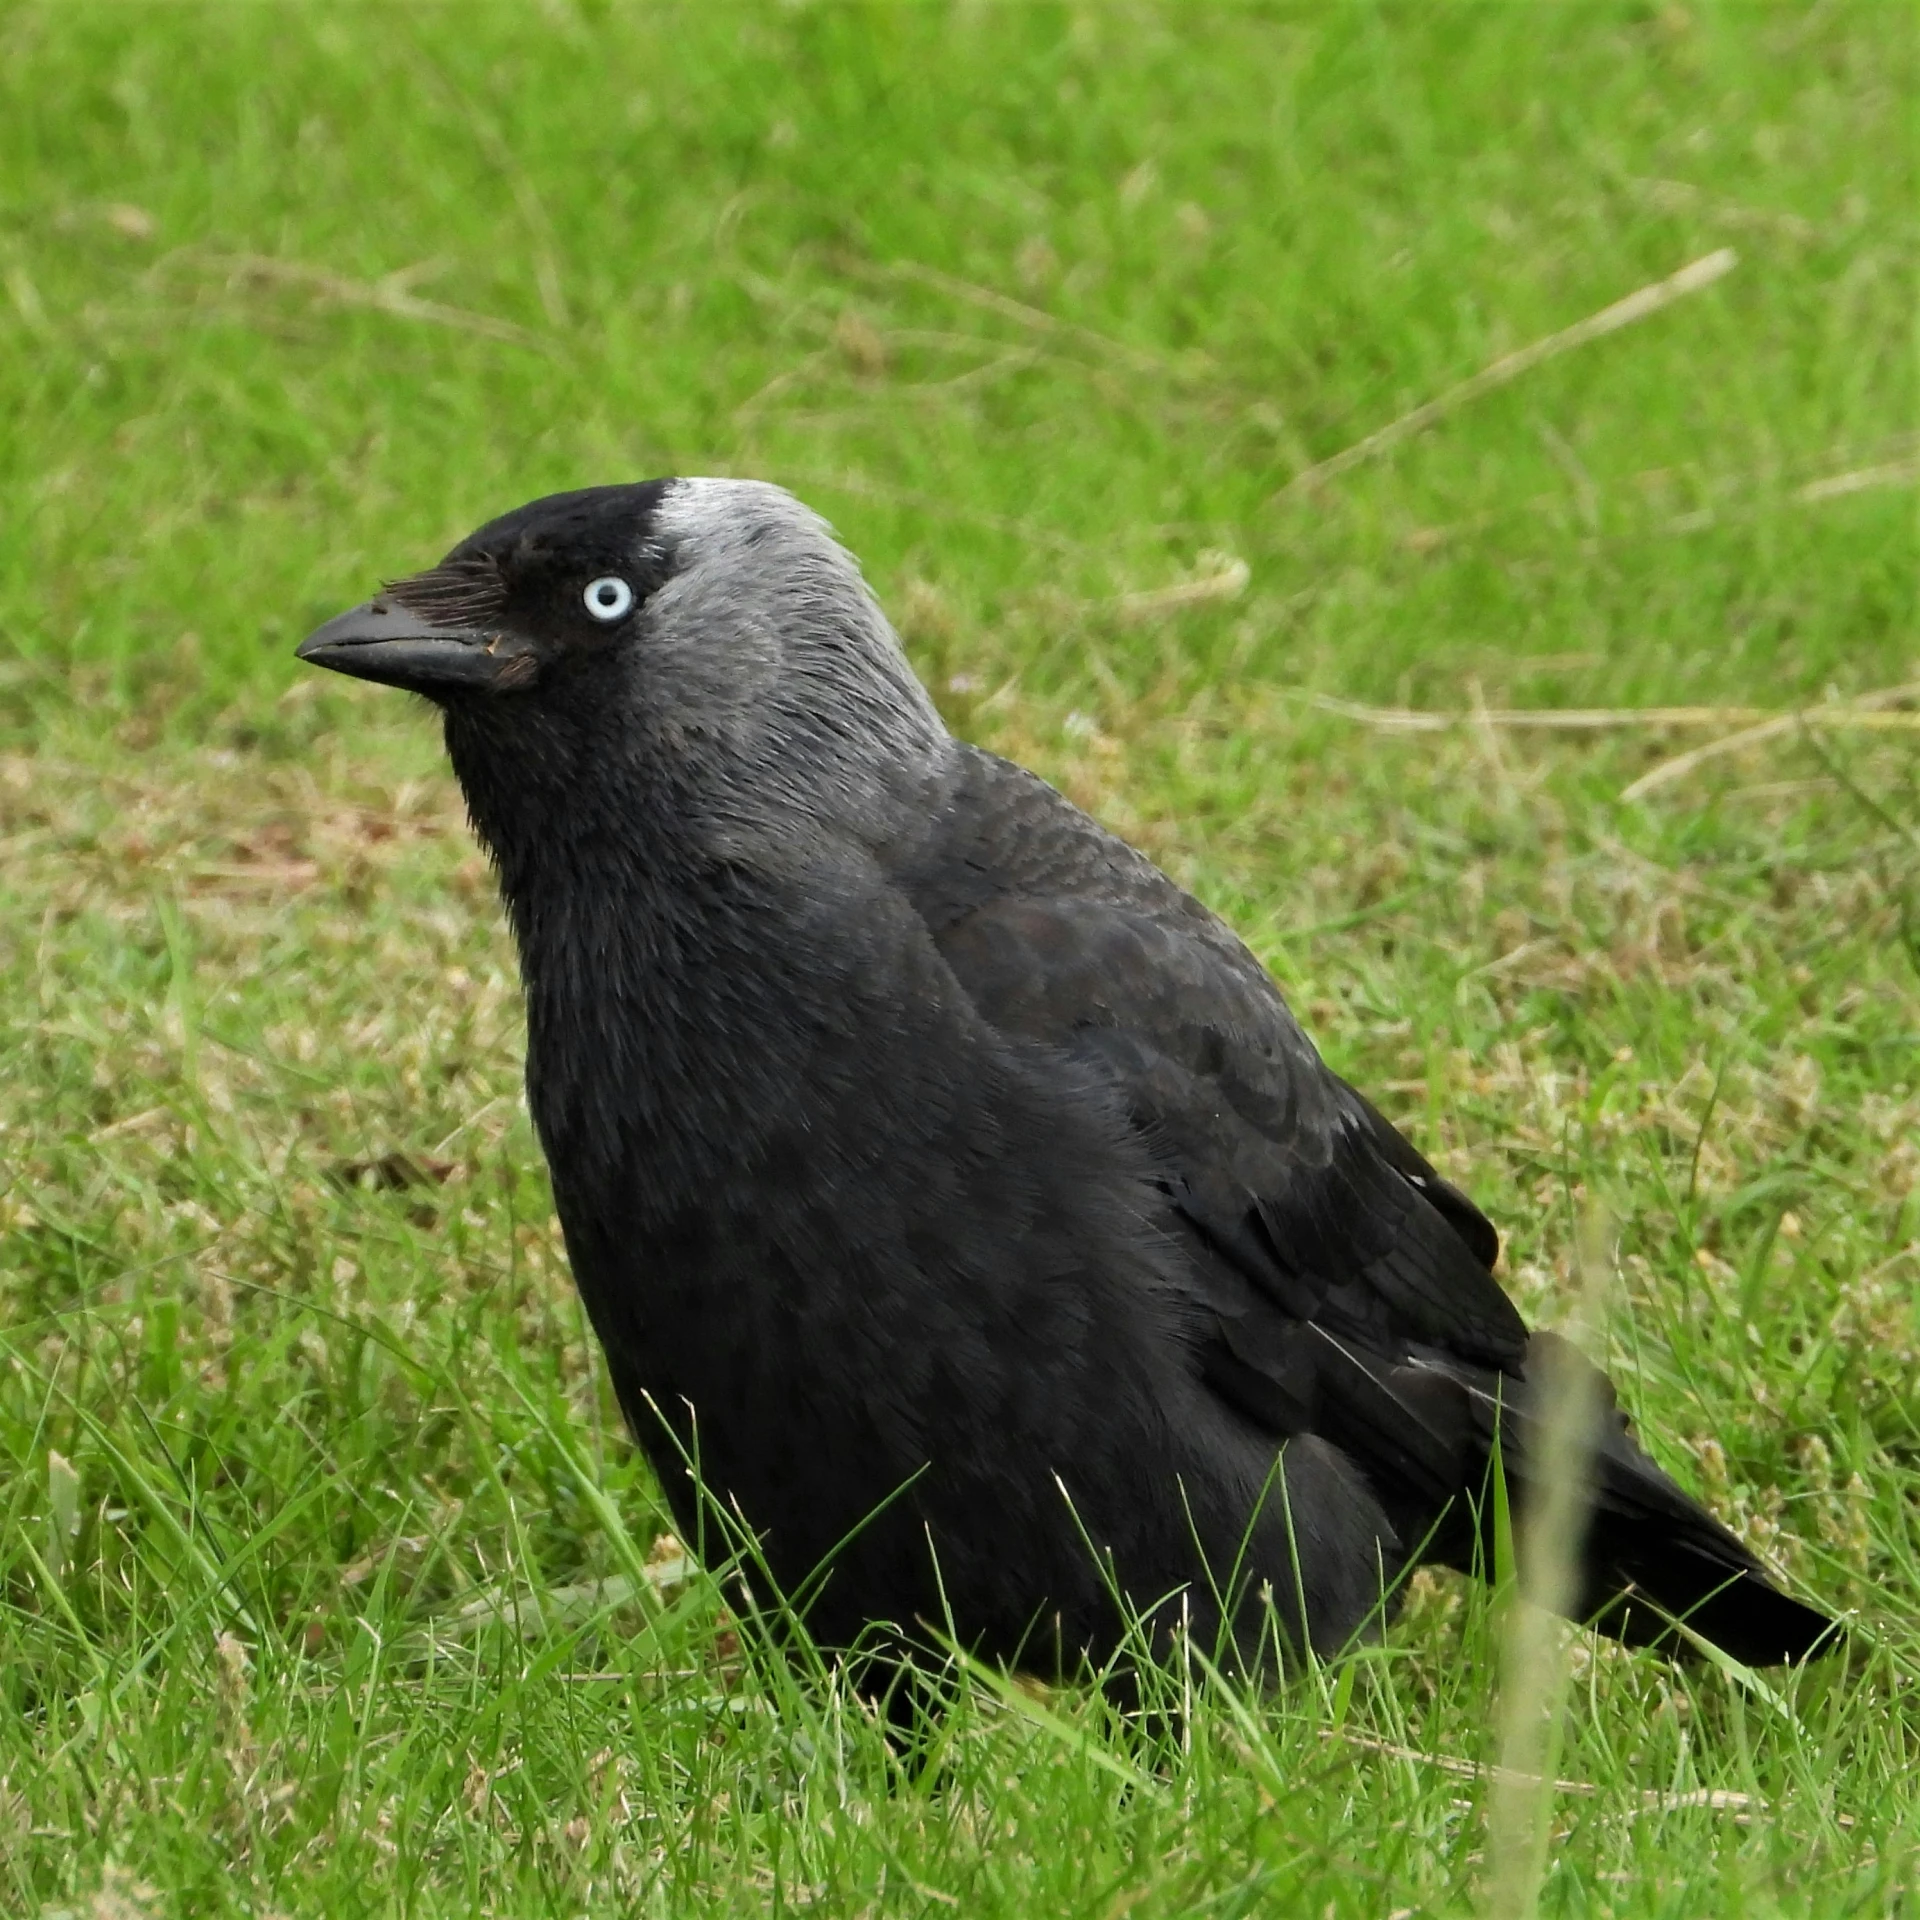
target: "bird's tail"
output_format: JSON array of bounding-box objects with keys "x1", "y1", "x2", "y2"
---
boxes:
[
  {"x1": 1399, "y1": 1332, "x2": 1838, "y2": 1664},
  {"x1": 1576, "y1": 1511, "x2": 1836, "y2": 1666},
  {"x1": 1513, "y1": 1332, "x2": 1837, "y2": 1667}
]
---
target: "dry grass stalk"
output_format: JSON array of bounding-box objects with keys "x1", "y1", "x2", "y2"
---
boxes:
[
  {"x1": 161, "y1": 249, "x2": 550, "y2": 350},
  {"x1": 1303, "y1": 685, "x2": 1920, "y2": 793},
  {"x1": 1113, "y1": 555, "x2": 1250, "y2": 623},
  {"x1": 1313, "y1": 695, "x2": 1785, "y2": 734},
  {"x1": 1482, "y1": 1218, "x2": 1613, "y2": 1920},
  {"x1": 860, "y1": 257, "x2": 1195, "y2": 379},
  {"x1": 1275, "y1": 249, "x2": 1739, "y2": 501},
  {"x1": 1323, "y1": 1729, "x2": 1762, "y2": 1817},
  {"x1": 732, "y1": 345, "x2": 840, "y2": 417},
  {"x1": 1622, "y1": 679, "x2": 1920, "y2": 801},
  {"x1": 737, "y1": 318, "x2": 1102, "y2": 420},
  {"x1": 1795, "y1": 457, "x2": 1920, "y2": 504},
  {"x1": 766, "y1": 353, "x2": 1047, "y2": 424},
  {"x1": 1624, "y1": 176, "x2": 1821, "y2": 244},
  {"x1": 1321, "y1": 694, "x2": 1920, "y2": 734}
]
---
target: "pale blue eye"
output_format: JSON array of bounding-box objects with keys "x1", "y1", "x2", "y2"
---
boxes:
[{"x1": 583, "y1": 576, "x2": 635, "y2": 622}]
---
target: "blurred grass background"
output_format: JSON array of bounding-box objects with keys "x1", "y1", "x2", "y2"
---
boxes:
[
  {"x1": 1, "y1": 3, "x2": 1916, "y2": 1916},
  {"x1": 4, "y1": 0, "x2": 1911, "y2": 729}
]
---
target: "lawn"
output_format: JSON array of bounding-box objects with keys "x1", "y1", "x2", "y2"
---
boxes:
[{"x1": 1, "y1": 3, "x2": 1916, "y2": 1914}]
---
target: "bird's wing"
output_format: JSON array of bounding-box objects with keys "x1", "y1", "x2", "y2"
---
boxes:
[
  {"x1": 889, "y1": 746, "x2": 1833, "y2": 1659},
  {"x1": 890, "y1": 747, "x2": 1530, "y2": 1531}
]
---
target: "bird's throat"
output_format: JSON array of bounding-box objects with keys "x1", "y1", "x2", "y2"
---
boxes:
[{"x1": 447, "y1": 728, "x2": 817, "y2": 1215}]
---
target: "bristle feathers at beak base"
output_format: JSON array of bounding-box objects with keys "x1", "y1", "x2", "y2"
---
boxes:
[{"x1": 383, "y1": 552, "x2": 510, "y2": 628}]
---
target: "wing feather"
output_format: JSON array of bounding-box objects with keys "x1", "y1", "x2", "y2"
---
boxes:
[{"x1": 886, "y1": 743, "x2": 1832, "y2": 1663}]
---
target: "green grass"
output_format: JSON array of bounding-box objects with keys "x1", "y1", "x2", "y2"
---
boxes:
[{"x1": 2, "y1": 2, "x2": 1917, "y2": 1914}]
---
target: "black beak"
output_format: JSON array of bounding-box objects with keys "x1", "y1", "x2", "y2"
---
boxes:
[{"x1": 296, "y1": 599, "x2": 538, "y2": 696}]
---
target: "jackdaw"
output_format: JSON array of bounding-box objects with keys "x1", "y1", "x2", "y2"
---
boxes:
[{"x1": 297, "y1": 478, "x2": 1833, "y2": 1673}]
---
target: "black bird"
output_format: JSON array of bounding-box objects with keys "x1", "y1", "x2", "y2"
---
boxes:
[{"x1": 298, "y1": 479, "x2": 1832, "y2": 1673}]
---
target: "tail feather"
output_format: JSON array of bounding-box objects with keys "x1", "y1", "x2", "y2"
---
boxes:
[
  {"x1": 1534, "y1": 1335, "x2": 1839, "y2": 1665},
  {"x1": 1580, "y1": 1522, "x2": 1837, "y2": 1665},
  {"x1": 1416, "y1": 1332, "x2": 1840, "y2": 1666},
  {"x1": 1574, "y1": 1419, "x2": 1839, "y2": 1664}
]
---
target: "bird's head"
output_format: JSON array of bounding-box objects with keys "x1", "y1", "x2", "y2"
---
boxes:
[{"x1": 298, "y1": 478, "x2": 951, "y2": 856}]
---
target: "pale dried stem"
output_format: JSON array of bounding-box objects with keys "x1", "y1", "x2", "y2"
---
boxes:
[
  {"x1": 1482, "y1": 1217, "x2": 1614, "y2": 1920},
  {"x1": 859, "y1": 257, "x2": 1197, "y2": 379},
  {"x1": 1313, "y1": 687, "x2": 1920, "y2": 737},
  {"x1": 1276, "y1": 249, "x2": 1739, "y2": 501},
  {"x1": 763, "y1": 353, "x2": 1048, "y2": 423},
  {"x1": 1795, "y1": 457, "x2": 1920, "y2": 503},
  {"x1": 1322, "y1": 1729, "x2": 1765, "y2": 1818},
  {"x1": 1112, "y1": 556, "x2": 1250, "y2": 624},
  {"x1": 732, "y1": 347, "x2": 840, "y2": 416},
  {"x1": 1623, "y1": 176, "x2": 1821, "y2": 244},
  {"x1": 158, "y1": 248, "x2": 551, "y2": 350},
  {"x1": 1623, "y1": 680, "x2": 1920, "y2": 801},
  {"x1": 736, "y1": 336, "x2": 1061, "y2": 419}
]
